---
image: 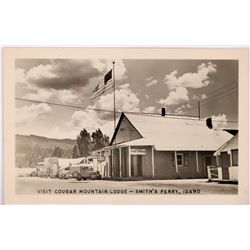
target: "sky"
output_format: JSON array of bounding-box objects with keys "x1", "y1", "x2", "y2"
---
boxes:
[{"x1": 15, "y1": 59, "x2": 238, "y2": 139}]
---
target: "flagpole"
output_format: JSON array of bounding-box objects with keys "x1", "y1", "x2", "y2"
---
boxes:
[
  {"x1": 113, "y1": 61, "x2": 116, "y2": 135},
  {"x1": 112, "y1": 61, "x2": 116, "y2": 178}
]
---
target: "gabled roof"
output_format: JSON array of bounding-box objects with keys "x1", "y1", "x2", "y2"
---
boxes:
[
  {"x1": 111, "y1": 113, "x2": 233, "y2": 151},
  {"x1": 214, "y1": 133, "x2": 238, "y2": 156}
]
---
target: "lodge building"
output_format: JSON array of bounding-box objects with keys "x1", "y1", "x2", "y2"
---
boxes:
[{"x1": 95, "y1": 112, "x2": 233, "y2": 180}]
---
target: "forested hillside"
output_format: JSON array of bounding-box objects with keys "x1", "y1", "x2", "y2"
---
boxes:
[{"x1": 16, "y1": 134, "x2": 75, "y2": 168}]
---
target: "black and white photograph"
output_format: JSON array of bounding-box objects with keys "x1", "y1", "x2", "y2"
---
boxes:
[{"x1": 3, "y1": 47, "x2": 248, "y2": 204}]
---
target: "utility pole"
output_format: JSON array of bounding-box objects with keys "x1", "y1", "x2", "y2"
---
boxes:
[{"x1": 198, "y1": 100, "x2": 201, "y2": 120}]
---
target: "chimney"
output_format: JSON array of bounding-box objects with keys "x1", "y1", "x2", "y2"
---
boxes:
[
  {"x1": 206, "y1": 117, "x2": 213, "y2": 129},
  {"x1": 161, "y1": 108, "x2": 166, "y2": 117}
]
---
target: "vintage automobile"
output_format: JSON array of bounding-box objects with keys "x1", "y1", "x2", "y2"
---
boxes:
[
  {"x1": 59, "y1": 167, "x2": 72, "y2": 179},
  {"x1": 70, "y1": 165, "x2": 101, "y2": 181}
]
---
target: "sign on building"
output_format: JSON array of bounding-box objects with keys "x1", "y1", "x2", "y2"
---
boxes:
[{"x1": 130, "y1": 148, "x2": 146, "y2": 155}]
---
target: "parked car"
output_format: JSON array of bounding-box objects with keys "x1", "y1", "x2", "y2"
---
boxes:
[
  {"x1": 70, "y1": 165, "x2": 101, "y2": 181},
  {"x1": 59, "y1": 167, "x2": 72, "y2": 179}
]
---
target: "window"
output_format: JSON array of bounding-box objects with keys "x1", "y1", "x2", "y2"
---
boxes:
[
  {"x1": 231, "y1": 149, "x2": 238, "y2": 166},
  {"x1": 172, "y1": 152, "x2": 188, "y2": 167},
  {"x1": 177, "y1": 153, "x2": 184, "y2": 166}
]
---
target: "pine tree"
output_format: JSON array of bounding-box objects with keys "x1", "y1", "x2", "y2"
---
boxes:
[
  {"x1": 72, "y1": 129, "x2": 91, "y2": 157},
  {"x1": 51, "y1": 146, "x2": 64, "y2": 158},
  {"x1": 91, "y1": 128, "x2": 110, "y2": 150},
  {"x1": 72, "y1": 128, "x2": 110, "y2": 158},
  {"x1": 72, "y1": 145, "x2": 79, "y2": 158}
]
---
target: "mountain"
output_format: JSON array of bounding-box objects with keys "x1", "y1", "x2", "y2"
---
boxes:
[
  {"x1": 16, "y1": 134, "x2": 75, "y2": 149},
  {"x1": 16, "y1": 134, "x2": 76, "y2": 168}
]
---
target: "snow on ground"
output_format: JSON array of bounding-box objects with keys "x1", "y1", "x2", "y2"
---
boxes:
[{"x1": 15, "y1": 168, "x2": 35, "y2": 177}]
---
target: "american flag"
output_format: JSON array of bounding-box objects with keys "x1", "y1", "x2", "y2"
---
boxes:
[{"x1": 91, "y1": 69, "x2": 113, "y2": 101}]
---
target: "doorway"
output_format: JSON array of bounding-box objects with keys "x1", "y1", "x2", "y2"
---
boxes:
[
  {"x1": 220, "y1": 152, "x2": 230, "y2": 180},
  {"x1": 221, "y1": 152, "x2": 230, "y2": 167},
  {"x1": 203, "y1": 155, "x2": 212, "y2": 176},
  {"x1": 131, "y1": 155, "x2": 143, "y2": 177}
]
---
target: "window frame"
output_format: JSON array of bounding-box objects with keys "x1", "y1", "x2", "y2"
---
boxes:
[
  {"x1": 231, "y1": 149, "x2": 238, "y2": 166},
  {"x1": 176, "y1": 153, "x2": 184, "y2": 167}
]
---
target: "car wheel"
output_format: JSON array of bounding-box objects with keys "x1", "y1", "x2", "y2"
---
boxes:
[
  {"x1": 73, "y1": 172, "x2": 79, "y2": 178},
  {"x1": 76, "y1": 174, "x2": 82, "y2": 181},
  {"x1": 90, "y1": 174, "x2": 97, "y2": 180}
]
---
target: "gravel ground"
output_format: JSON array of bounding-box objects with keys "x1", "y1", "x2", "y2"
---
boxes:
[{"x1": 16, "y1": 177, "x2": 238, "y2": 195}]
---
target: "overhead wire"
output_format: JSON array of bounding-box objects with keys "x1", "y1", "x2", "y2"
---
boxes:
[
  {"x1": 15, "y1": 97, "x2": 238, "y2": 124},
  {"x1": 183, "y1": 87, "x2": 238, "y2": 113},
  {"x1": 169, "y1": 82, "x2": 237, "y2": 109}
]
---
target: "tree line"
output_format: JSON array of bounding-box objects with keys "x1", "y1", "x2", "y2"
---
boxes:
[
  {"x1": 15, "y1": 128, "x2": 109, "y2": 168},
  {"x1": 51, "y1": 128, "x2": 110, "y2": 158},
  {"x1": 72, "y1": 128, "x2": 109, "y2": 158}
]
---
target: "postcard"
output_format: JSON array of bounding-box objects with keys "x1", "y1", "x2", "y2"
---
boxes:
[{"x1": 3, "y1": 47, "x2": 249, "y2": 204}]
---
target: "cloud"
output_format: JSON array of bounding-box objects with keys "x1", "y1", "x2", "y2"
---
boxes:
[
  {"x1": 145, "y1": 76, "x2": 153, "y2": 81},
  {"x1": 164, "y1": 62, "x2": 217, "y2": 90},
  {"x1": 211, "y1": 114, "x2": 228, "y2": 128},
  {"x1": 158, "y1": 87, "x2": 189, "y2": 106},
  {"x1": 192, "y1": 94, "x2": 207, "y2": 100},
  {"x1": 157, "y1": 62, "x2": 216, "y2": 107},
  {"x1": 201, "y1": 94, "x2": 207, "y2": 99},
  {"x1": 67, "y1": 84, "x2": 140, "y2": 136},
  {"x1": 119, "y1": 83, "x2": 130, "y2": 89},
  {"x1": 91, "y1": 59, "x2": 127, "y2": 81},
  {"x1": 23, "y1": 89, "x2": 80, "y2": 104},
  {"x1": 143, "y1": 106, "x2": 156, "y2": 113},
  {"x1": 94, "y1": 85, "x2": 140, "y2": 114},
  {"x1": 16, "y1": 59, "x2": 127, "y2": 91},
  {"x1": 21, "y1": 60, "x2": 101, "y2": 90},
  {"x1": 66, "y1": 109, "x2": 114, "y2": 139},
  {"x1": 146, "y1": 79, "x2": 158, "y2": 87},
  {"x1": 174, "y1": 107, "x2": 184, "y2": 114},
  {"x1": 145, "y1": 76, "x2": 158, "y2": 87},
  {"x1": 16, "y1": 103, "x2": 52, "y2": 125},
  {"x1": 145, "y1": 94, "x2": 149, "y2": 99}
]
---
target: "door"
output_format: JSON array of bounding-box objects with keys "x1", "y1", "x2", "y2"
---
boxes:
[
  {"x1": 137, "y1": 155, "x2": 142, "y2": 176},
  {"x1": 131, "y1": 155, "x2": 143, "y2": 177},
  {"x1": 202, "y1": 155, "x2": 213, "y2": 176},
  {"x1": 220, "y1": 152, "x2": 230, "y2": 180},
  {"x1": 221, "y1": 152, "x2": 230, "y2": 167}
]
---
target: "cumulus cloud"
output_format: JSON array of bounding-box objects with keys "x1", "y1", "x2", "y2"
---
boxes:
[
  {"x1": 16, "y1": 59, "x2": 127, "y2": 91},
  {"x1": 19, "y1": 60, "x2": 101, "y2": 90},
  {"x1": 146, "y1": 79, "x2": 158, "y2": 87},
  {"x1": 66, "y1": 109, "x2": 115, "y2": 139},
  {"x1": 145, "y1": 76, "x2": 153, "y2": 81},
  {"x1": 91, "y1": 59, "x2": 127, "y2": 81},
  {"x1": 201, "y1": 94, "x2": 207, "y2": 99},
  {"x1": 119, "y1": 83, "x2": 130, "y2": 89},
  {"x1": 157, "y1": 62, "x2": 216, "y2": 107},
  {"x1": 143, "y1": 106, "x2": 156, "y2": 113},
  {"x1": 193, "y1": 94, "x2": 207, "y2": 100},
  {"x1": 67, "y1": 84, "x2": 140, "y2": 136},
  {"x1": 158, "y1": 87, "x2": 189, "y2": 106},
  {"x1": 174, "y1": 107, "x2": 184, "y2": 114},
  {"x1": 23, "y1": 89, "x2": 80, "y2": 104},
  {"x1": 94, "y1": 85, "x2": 140, "y2": 114},
  {"x1": 164, "y1": 62, "x2": 217, "y2": 90},
  {"x1": 16, "y1": 103, "x2": 52, "y2": 125},
  {"x1": 211, "y1": 114, "x2": 228, "y2": 128}
]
